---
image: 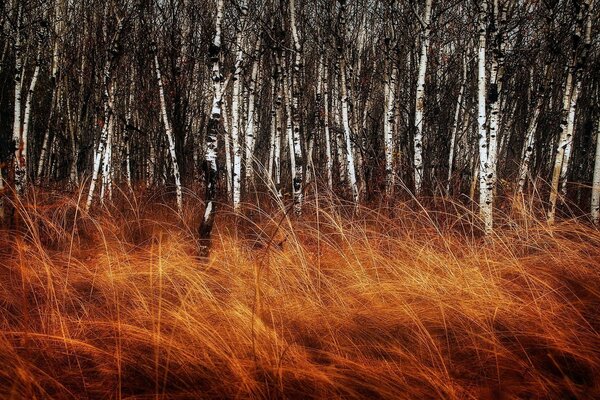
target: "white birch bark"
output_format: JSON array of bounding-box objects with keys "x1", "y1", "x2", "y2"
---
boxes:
[
  {"x1": 274, "y1": 81, "x2": 283, "y2": 196},
  {"x1": 447, "y1": 52, "x2": 467, "y2": 195},
  {"x1": 268, "y1": 76, "x2": 276, "y2": 181},
  {"x1": 413, "y1": 0, "x2": 433, "y2": 195},
  {"x1": 591, "y1": 119, "x2": 600, "y2": 224},
  {"x1": 244, "y1": 38, "x2": 260, "y2": 195},
  {"x1": 338, "y1": 0, "x2": 359, "y2": 204},
  {"x1": 100, "y1": 114, "x2": 114, "y2": 204},
  {"x1": 323, "y1": 58, "x2": 333, "y2": 191},
  {"x1": 384, "y1": 49, "x2": 396, "y2": 196},
  {"x1": 198, "y1": 0, "x2": 225, "y2": 256},
  {"x1": 20, "y1": 49, "x2": 41, "y2": 193},
  {"x1": 37, "y1": 0, "x2": 63, "y2": 182},
  {"x1": 559, "y1": 79, "x2": 582, "y2": 197},
  {"x1": 477, "y1": 0, "x2": 493, "y2": 234},
  {"x1": 222, "y1": 99, "x2": 233, "y2": 197},
  {"x1": 230, "y1": 4, "x2": 247, "y2": 213},
  {"x1": 155, "y1": 54, "x2": 183, "y2": 214},
  {"x1": 486, "y1": 0, "x2": 505, "y2": 202},
  {"x1": 517, "y1": 98, "x2": 542, "y2": 194},
  {"x1": 548, "y1": 0, "x2": 593, "y2": 223},
  {"x1": 85, "y1": 13, "x2": 123, "y2": 211},
  {"x1": 289, "y1": 0, "x2": 303, "y2": 214},
  {"x1": 12, "y1": 4, "x2": 24, "y2": 195},
  {"x1": 124, "y1": 81, "x2": 134, "y2": 189},
  {"x1": 340, "y1": 58, "x2": 359, "y2": 205}
]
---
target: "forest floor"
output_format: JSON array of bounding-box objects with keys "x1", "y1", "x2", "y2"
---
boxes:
[{"x1": 0, "y1": 188, "x2": 599, "y2": 399}]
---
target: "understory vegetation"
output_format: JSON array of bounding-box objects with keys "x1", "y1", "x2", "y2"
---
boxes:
[{"x1": 1, "y1": 188, "x2": 599, "y2": 399}]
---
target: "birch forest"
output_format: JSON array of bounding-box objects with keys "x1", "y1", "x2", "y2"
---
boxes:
[{"x1": 1, "y1": 0, "x2": 600, "y2": 398}]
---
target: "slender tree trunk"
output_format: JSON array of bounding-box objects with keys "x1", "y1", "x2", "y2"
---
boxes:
[
  {"x1": 323, "y1": 58, "x2": 333, "y2": 191},
  {"x1": 85, "y1": 13, "x2": 123, "y2": 211},
  {"x1": 517, "y1": 63, "x2": 550, "y2": 195},
  {"x1": 230, "y1": 5, "x2": 246, "y2": 212},
  {"x1": 384, "y1": 48, "x2": 396, "y2": 196},
  {"x1": 548, "y1": 0, "x2": 593, "y2": 223},
  {"x1": 413, "y1": 0, "x2": 433, "y2": 195},
  {"x1": 289, "y1": 0, "x2": 303, "y2": 215},
  {"x1": 222, "y1": 99, "x2": 233, "y2": 198},
  {"x1": 485, "y1": 0, "x2": 505, "y2": 204},
  {"x1": 591, "y1": 118, "x2": 600, "y2": 224},
  {"x1": 155, "y1": 54, "x2": 183, "y2": 214},
  {"x1": 12, "y1": 4, "x2": 24, "y2": 196},
  {"x1": 245, "y1": 38, "x2": 260, "y2": 195},
  {"x1": 100, "y1": 113, "x2": 114, "y2": 204},
  {"x1": 20, "y1": 49, "x2": 41, "y2": 193},
  {"x1": 477, "y1": 0, "x2": 493, "y2": 234},
  {"x1": 447, "y1": 52, "x2": 467, "y2": 195},
  {"x1": 338, "y1": 0, "x2": 359, "y2": 205},
  {"x1": 198, "y1": 0, "x2": 224, "y2": 257}
]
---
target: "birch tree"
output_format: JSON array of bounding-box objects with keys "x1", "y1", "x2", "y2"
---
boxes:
[
  {"x1": 477, "y1": 0, "x2": 493, "y2": 234},
  {"x1": 592, "y1": 118, "x2": 600, "y2": 224},
  {"x1": 289, "y1": 0, "x2": 304, "y2": 215},
  {"x1": 548, "y1": 0, "x2": 594, "y2": 224},
  {"x1": 155, "y1": 53, "x2": 184, "y2": 214},
  {"x1": 198, "y1": 0, "x2": 225, "y2": 257},
  {"x1": 413, "y1": 0, "x2": 433, "y2": 195},
  {"x1": 12, "y1": 4, "x2": 25, "y2": 196},
  {"x1": 338, "y1": 0, "x2": 359, "y2": 205}
]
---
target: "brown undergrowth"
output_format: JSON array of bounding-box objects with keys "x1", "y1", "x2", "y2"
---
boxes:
[{"x1": 1, "y1": 188, "x2": 599, "y2": 399}]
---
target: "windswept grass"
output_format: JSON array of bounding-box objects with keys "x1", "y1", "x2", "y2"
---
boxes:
[{"x1": 1, "y1": 189, "x2": 599, "y2": 399}]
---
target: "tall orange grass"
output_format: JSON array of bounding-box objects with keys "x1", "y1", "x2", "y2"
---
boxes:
[{"x1": 1, "y1": 188, "x2": 599, "y2": 399}]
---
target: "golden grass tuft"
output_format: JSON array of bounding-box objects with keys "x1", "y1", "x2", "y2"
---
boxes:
[{"x1": 1, "y1": 189, "x2": 600, "y2": 399}]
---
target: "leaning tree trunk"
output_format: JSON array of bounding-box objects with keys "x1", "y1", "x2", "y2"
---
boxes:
[
  {"x1": 517, "y1": 65, "x2": 549, "y2": 194},
  {"x1": 155, "y1": 53, "x2": 183, "y2": 214},
  {"x1": 85, "y1": 13, "x2": 123, "y2": 211},
  {"x1": 20, "y1": 48, "x2": 41, "y2": 194},
  {"x1": 548, "y1": 0, "x2": 593, "y2": 224},
  {"x1": 447, "y1": 52, "x2": 467, "y2": 195}
]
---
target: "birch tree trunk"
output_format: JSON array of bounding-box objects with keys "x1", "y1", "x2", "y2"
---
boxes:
[
  {"x1": 37, "y1": 0, "x2": 64, "y2": 183},
  {"x1": 222, "y1": 99, "x2": 233, "y2": 197},
  {"x1": 447, "y1": 52, "x2": 467, "y2": 195},
  {"x1": 592, "y1": 118, "x2": 600, "y2": 224},
  {"x1": 20, "y1": 48, "x2": 41, "y2": 193},
  {"x1": 338, "y1": 0, "x2": 359, "y2": 205},
  {"x1": 289, "y1": 0, "x2": 303, "y2": 215},
  {"x1": 100, "y1": 113, "x2": 114, "y2": 204},
  {"x1": 230, "y1": 3, "x2": 247, "y2": 212},
  {"x1": 244, "y1": 38, "x2": 260, "y2": 195},
  {"x1": 155, "y1": 53, "x2": 184, "y2": 214},
  {"x1": 12, "y1": 4, "x2": 25, "y2": 196},
  {"x1": 485, "y1": 0, "x2": 505, "y2": 204},
  {"x1": 477, "y1": 0, "x2": 493, "y2": 234},
  {"x1": 198, "y1": 0, "x2": 224, "y2": 257},
  {"x1": 413, "y1": 0, "x2": 433, "y2": 195},
  {"x1": 517, "y1": 65, "x2": 548, "y2": 194},
  {"x1": 548, "y1": 0, "x2": 593, "y2": 224},
  {"x1": 384, "y1": 46, "x2": 396, "y2": 196},
  {"x1": 323, "y1": 57, "x2": 333, "y2": 191},
  {"x1": 85, "y1": 12, "x2": 123, "y2": 211}
]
